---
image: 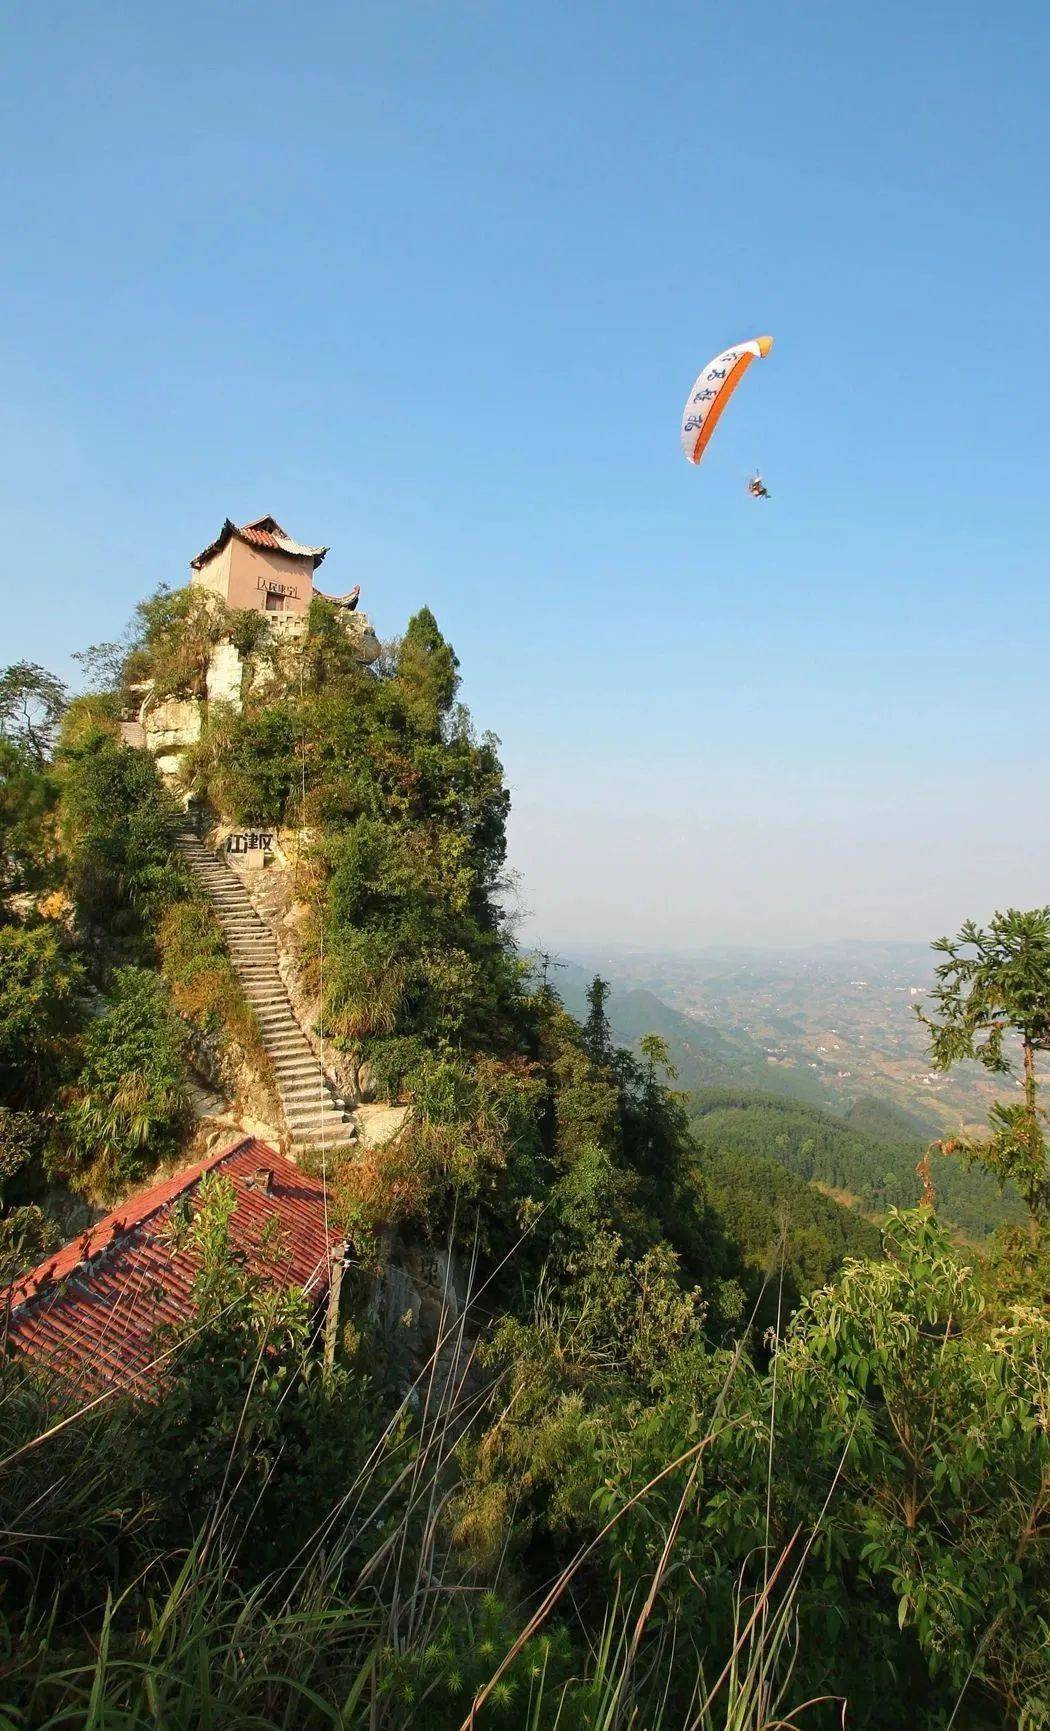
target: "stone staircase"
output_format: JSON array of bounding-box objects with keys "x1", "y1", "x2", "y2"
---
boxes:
[{"x1": 175, "y1": 831, "x2": 358, "y2": 1156}]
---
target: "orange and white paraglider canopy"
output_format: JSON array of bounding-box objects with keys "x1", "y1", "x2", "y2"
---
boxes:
[{"x1": 680, "y1": 335, "x2": 774, "y2": 465}]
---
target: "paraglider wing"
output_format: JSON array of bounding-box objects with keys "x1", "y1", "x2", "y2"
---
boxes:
[{"x1": 680, "y1": 335, "x2": 773, "y2": 465}]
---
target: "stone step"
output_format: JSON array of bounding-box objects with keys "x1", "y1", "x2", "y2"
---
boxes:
[
  {"x1": 286, "y1": 1096, "x2": 348, "y2": 1117},
  {"x1": 178, "y1": 838, "x2": 358, "y2": 1152},
  {"x1": 285, "y1": 1114, "x2": 354, "y2": 1142},
  {"x1": 291, "y1": 1135, "x2": 357, "y2": 1154}
]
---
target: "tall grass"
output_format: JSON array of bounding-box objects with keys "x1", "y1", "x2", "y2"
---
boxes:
[{"x1": 0, "y1": 1242, "x2": 840, "y2": 1731}]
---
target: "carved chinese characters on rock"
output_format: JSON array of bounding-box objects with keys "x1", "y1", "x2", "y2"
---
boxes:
[{"x1": 226, "y1": 831, "x2": 275, "y2": 854}]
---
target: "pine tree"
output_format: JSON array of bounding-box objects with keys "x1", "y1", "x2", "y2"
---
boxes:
[{"x1": 584, "y1": 974, "x2": 613, "y2": 1067}]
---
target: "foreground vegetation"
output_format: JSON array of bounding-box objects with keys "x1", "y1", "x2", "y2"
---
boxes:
[{"x1": 1, "y1": 600, "x2": 1048, "y2": 1727}]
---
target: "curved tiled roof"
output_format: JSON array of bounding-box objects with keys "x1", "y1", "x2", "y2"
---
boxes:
[
  {"x1": 191, "y1": 516, "x2": 328, "y2": 570},
  {"x1": 1, "y1": 1138, "x2": 338, "y2": 1398}
]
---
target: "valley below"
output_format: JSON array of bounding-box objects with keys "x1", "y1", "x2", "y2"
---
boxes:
[{"x1": 558, "y1": 937, "x2": 1029, "y2": 1134}]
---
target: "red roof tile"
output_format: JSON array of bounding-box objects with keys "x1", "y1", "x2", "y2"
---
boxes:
[
  {"x1": 1, "y1": 1138, "x2": 339, "y2": 1399},
  {"x1": 190, "y1": 516, "x2": 328, "y2": 571}
]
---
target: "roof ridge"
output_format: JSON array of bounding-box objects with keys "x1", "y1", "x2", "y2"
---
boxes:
[
  {"x1": 241, "y1": 514, "x2": 286, "y2": 534},
  {"x1": 190, "y1": 518, "x2": 328, "y2": 571}
]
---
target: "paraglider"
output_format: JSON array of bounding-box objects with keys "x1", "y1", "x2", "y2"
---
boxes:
[{"x1": 680, "y1": 335, "x2": 774, "y2": 476}]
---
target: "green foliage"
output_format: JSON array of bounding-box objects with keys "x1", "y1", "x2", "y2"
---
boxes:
[
  {"x1": 583, "y1": 973, "x2": 613, "y2": 1066},
  {"x1": 0, "y1": 1105, "x2": 59, "y2": 1281},
  {"x1": 0, "y1": 921, "x2": 83, "y2": 1105},
  {"x1": 202, "y1": 699, "x2": 302, "y2": 824},
  {"x1": 921, "y1": 909, "x2": 1050, "y2": 1219},
  {"x1": 923, "y1": 908, "x2": 1050, "y2": 1071},
  {"x1": 123, "y1": 582, "x2": 230, "y2": 700},
  {"x1": 689, "y1": 1087, "x2": 1025, "y2": 1239},
  {"x1": 780, "y1": 1210, "x2": 1049, "y2": 1724},
  {"x1": 3, "y1": 594, "x2": 1047, "y2": 1730},
  {"x1": 58, "y1": 725, "x2": 184, "y2": 941},
  {"x1": 156, "y1": 891, "x2": 272, "y2": 1092},
  {"x1": 694, "y1": 1141, "x2": 882, "y2": 1324},
  {"x1": 59, "y1": 965, "x2": 188, "y2": 1197},
  {"x1": 0, "y1": 738, "x2": 59, "y2": 899},
  {"x1": 0, "y1": 659, "x2": 68, "y2": 761},
  {"x1": 394, "y1": 604, "x2": 461, "y2": 732}
]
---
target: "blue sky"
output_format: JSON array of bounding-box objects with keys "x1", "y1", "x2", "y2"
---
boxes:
[{"x1": 2, "y1": 1, "x2": 1048, "y2": 947}]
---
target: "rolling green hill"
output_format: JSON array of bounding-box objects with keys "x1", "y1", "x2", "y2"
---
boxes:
[{"x1": 689, "y1": 1088, "x2": 1026, "y2": 1241}]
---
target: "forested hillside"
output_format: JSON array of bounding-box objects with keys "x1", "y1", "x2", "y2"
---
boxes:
[
  {"x1": 0, "y1": 602, "x2": 1047, "y2": 1731},
  {"x1": 690, "y1": 1087, "x2": 1026, "y2": 1240},
  {"x1": 559, "y1": 966, "x2": 1020, "y2": 1239}
]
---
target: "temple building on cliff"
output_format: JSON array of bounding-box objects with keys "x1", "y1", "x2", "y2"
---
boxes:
[
  {"x1": 190, "y1": 515, "x2": 328, "y2": 618},
  {"x1": 121, "y1": 513, "x2": 378, "y2": 772}
]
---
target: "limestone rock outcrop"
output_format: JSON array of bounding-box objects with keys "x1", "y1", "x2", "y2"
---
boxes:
[{"x1": 129, "y1": 607, "x2": 381, "y2": 782}]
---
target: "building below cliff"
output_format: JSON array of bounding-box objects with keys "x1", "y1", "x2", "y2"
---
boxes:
[{"x1": 1, "y1": 1137, "x2": 344, "y2": 1398}]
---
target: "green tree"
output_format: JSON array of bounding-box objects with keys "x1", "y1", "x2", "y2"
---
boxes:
[
  {"x1": 0, "y1": 739, "x2": 58, "y2": 900},
  {"x1": 58, "y1": 727, "x2": 183, "y2": 939},
  {"x1": 780, "y1": 1209, "x2": 1050, "y2": 1726},
  {"x1": 0, "y1": 922, "x2": 83, "y2": 1106},
  {"x1": 124, "y1": 584, "x2": 230, "y2": 701},
  {"x1": 583, "y1": 974, "x2": 613, "y2": 1066},
  {"x1": 920, "y1": 909, "x2": 1050, "y2": 1219},
  {"x1": 60, "y1": 966, "x2": 188, "y2": 1197},
  {"x1": 394, "y1": 606, "x2": 460, "y2": 734},
  {"x1": 0, "y1": 661, "x2": 68, "y2": 762}
]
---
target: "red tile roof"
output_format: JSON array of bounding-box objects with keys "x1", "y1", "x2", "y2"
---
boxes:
[
  {"x1": 1, "y1": 1138, "x2": 337, "y2": 1399},
  {"x1": 190, "y1": 516, "x2": 328, "y2": 571}
]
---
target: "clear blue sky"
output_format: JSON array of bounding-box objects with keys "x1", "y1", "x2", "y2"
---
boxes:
[{"x1": 3, "y1": 1, "x2": 1048, "y2": 947}]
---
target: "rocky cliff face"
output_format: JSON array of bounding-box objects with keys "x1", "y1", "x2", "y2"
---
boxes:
[{"x1": 128, "y1": 608, "x2": 381, "y2": 779}]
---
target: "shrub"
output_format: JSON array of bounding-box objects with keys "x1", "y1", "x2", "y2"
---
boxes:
[
  {"x1": 0, "y1": 921, "x2": 83, "y2": 1106},
  {"x1": 60, "y1": 966, "x2": 189, "y2": 1198},
  {"x1": 58, "y1": 727, "x2": 183, "y2": 941},
  {"x1": 156, "y1": 894, "x2": 277, "y2": 1113}
]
